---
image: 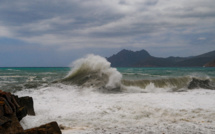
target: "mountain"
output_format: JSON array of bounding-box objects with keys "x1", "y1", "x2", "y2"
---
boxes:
[
  {"x1": 107, "y1": 49, "x2": 215, "y2": 67},
  {"x1": 107, "y1": 49, "x2": 151, "y2": 67},
  {"x1": 174, "y1": 50, "x2": 215, "y2": 67}
]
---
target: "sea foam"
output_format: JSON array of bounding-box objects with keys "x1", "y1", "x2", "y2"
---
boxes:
[{"x1": 17, "y1": 85, "x2": 215, "y2": 134}]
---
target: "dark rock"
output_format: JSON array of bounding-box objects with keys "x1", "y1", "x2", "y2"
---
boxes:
[
  {"x1": 0, "y1": 90, "x2": 25, "y2": 133},
  {"x1": 23, "y1": 121, "x2": 62, "y2": 134},
  {"x1": 11, "y1": 95, "x2": 20, "y2": 109},
  {"x1": 15, "y1": 96, "x2": 35, "y2": 116},
  {"x1": 0, "y1": 102, "x2": 4, "y2": 116},
  {"x1": 188, "y1": 78, "x2": 213, "y2": 89},
  {"x1": 0, "y1": 113, "x2": 24, "y2": 134},
  {"x1": 0, "y1": 90, "x2": 62, "y2": 134},
  {"x1": 16, "y1": 106, "x2": 28, "y2": 121},
  {"x1": 0, "y1": 97, "x2": 13, "y2": 115},
  {"x1": 0, "y1": 116, "x2": 11, "y2": 126}
]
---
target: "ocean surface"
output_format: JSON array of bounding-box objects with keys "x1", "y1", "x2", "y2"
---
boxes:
[{"x1": 1, "y1": 54, "x2": 215, "y2": 134}]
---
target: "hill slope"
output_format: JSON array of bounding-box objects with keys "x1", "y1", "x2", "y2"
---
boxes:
[
  {"x1": 107, "y1": 49, "x2": 151, "y2": 67},
  {"x1": 107, "y1": 49, "x2": 215, "y2": 67}
]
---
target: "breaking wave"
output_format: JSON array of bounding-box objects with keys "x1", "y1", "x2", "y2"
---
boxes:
[
  {"x1": 59, "y1": 54, "x2": 215, "y2": 92},
  {"x1": 60, "y1": 54, "x2": 122, "y2": 92}
]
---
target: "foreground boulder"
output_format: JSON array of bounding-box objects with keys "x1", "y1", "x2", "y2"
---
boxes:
[
  {"x1": 0, "y1": 113, "x2": 24, "y2": 133},
  {"x1": 0, "y1": 90, "x2": 62, "y2": 134},
  {"x1": 15, "y1": 96, "x2": 35, "y2": 116},
  {"x1": 21, "y1": 121, "x2": 61, "y2": 134}
]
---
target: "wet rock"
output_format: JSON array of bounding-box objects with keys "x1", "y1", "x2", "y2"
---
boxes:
[
  {"x1": 0, "y1": 113, "x2": 24, "y2": 134},
  {"x1": 16, "y1": 106, "x2": 28, "y2": 121},
  {"x1": 0, "y1": 90, "x2": 62, "y2": 134},
  {"x1": 0, "y1": 116, "x2": 11, "y2": 126},
  {"x1": 188, "y1": 78, "x2": 213, "y2": 89},
  {"x1": 0, "y1": 97, "x2": 13, "y2": 115},
  {"x1": 0, "y1": 91, "x2": 16, "y2": 112},
  {"x1": 23, "y1": 121, "x2": 62, "y2": 134},
  {"x1": 15, "y1": 96, "x2": 35, "y2": 116},
  {"x1": 0, "y1": 90, "x2": 25, "y2": 133},
  {"x1": 0, "y1": 102, "x2": 4, "y2": 116}
]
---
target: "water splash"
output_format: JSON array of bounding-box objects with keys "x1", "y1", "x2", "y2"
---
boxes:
[{"x1": 61, "y1": 54, "x2": 122, "y2": 92}]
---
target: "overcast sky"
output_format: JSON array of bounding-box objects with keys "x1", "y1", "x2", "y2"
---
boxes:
[{"x1": 0, "y1": 0, "x2": 215, "y2": 66}]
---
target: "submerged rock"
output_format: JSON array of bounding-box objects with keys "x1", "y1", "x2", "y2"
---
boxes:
[
  {"x1": 0, "y1": 90, "x2": 62, "y2": 134},
  {"x1": 188, "y1": 78, "x2": 214, "y2": 89}
]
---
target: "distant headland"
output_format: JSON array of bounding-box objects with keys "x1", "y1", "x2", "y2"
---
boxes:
[{"x1": 107, "y1": 49, "x2": 215, "y2": 67}]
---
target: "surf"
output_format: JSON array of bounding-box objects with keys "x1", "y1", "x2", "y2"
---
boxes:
[{"x1": 58, "y1": 54, "x2": 215, "y2": 93}]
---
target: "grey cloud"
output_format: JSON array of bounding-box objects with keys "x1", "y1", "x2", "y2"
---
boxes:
[
  {"x1": 0, "y1": 0, "x2": 214, "y2": 52},
  {"x1": 144, "y1": 0, "x2": 158, "y2": 6}
]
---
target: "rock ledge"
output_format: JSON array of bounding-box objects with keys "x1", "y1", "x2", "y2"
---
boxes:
[{"x1": 0, "y1": 90, "x2": 62, "y2": 134}]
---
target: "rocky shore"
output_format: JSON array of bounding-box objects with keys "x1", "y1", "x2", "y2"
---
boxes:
[
  {"x1": 0, "y1": 90, "x2": 62, "y2": 134},
  {"x1": 204, "y1": 60, "x2": 215, "y2": 67}
]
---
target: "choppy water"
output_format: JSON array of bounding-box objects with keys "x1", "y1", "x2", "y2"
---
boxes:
[
  {"x1": 0, "y1": 67, "x2": 69, "y2": 92},
  {"x1": 1, "y1": 54, "x2": 215, "y2": 133},
  {"x1": 1, "y1": 66, "x2": 215, "y2": 92}
]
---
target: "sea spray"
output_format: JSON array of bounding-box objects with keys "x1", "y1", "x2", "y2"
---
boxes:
[
  {"x1": 61, "y1": 54, "x2": 122, "y2": 91},
  {"x1": 17, "y1": 85, "x2": 215, "y2": 134}
]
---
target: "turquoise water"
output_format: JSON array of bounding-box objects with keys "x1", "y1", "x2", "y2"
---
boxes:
[
  {"x1": 0, "y1": 67, "x2": 215, "y2": 92},
  {"x1": 0, "y1": 67, "x2": 69, "y2": 92},
  {"x1": 118, "y1": 67, "x2": 215, "y2": 80}
]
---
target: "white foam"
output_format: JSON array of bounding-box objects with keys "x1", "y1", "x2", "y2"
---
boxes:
[
  {"x1": 16, "y1": 85, "x2": 215, "y2": 134},
  {"x1": 123, "y1": 82, "x2": 175, "y2": 93},
  {"x1": 0, "y1": 75, "x2": 22, "y2": 78},
  {"x1": 7, "y1": 69, "x2": 20, "y2": 71},
  {"x1": 144, "y1": 82, "x2": 173, "y2": 92},
  {"x1": 26, "y1": 76, "x2": 36, "y2": 82}
]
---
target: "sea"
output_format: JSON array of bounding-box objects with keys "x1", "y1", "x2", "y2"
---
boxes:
[{"x1": 1, "y1": 54, "x2": 215, "y2": 134}]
